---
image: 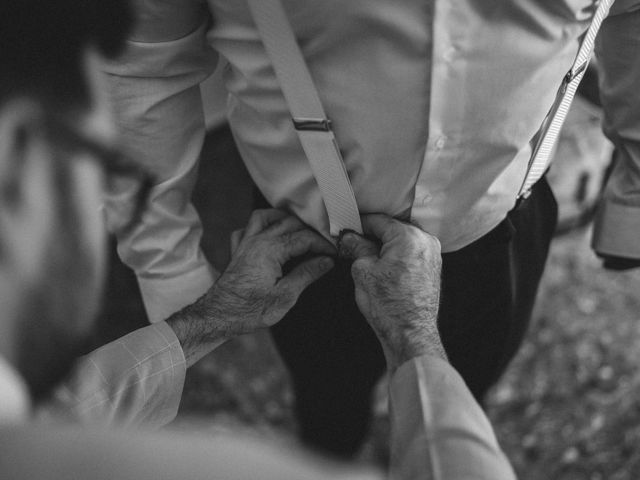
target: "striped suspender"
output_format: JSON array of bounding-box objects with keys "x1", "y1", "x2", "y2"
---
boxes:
[
  {"x1": 247, "y1": 0, "x2": 363, "y2": 236},
  {"x1": 517, "y1": 0, "x2": 615, "y2": 199}
]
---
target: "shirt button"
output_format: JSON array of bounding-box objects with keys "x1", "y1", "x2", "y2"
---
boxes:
[
  {"x1": 435, "y1": 136, "x2": 447, "y2": 149},
  {"x1": 443, "y1": 46, "x2": 456, "y2": 62},
  {"x1": 420, "y1": 193, "x2": 432, "y2": 204}
]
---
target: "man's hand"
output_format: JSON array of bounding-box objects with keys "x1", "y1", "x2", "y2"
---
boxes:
[
  {"x1": 167, "y1": 209, "x2": 335, "y2": 365},
  {"x1": 339, "y1": 214, "x2": 446, "y2": 372},
  {"x1": 214, "y1": 209, "x2": 336, "y2": 331}
]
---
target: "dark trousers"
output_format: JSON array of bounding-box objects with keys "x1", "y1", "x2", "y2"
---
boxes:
[{"x1": 265, "y1": 178, "x2": 558, "y2": 458}]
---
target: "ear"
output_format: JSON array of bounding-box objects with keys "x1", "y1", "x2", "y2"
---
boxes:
[{"x1": 0, "y1": 99, "x2": 56, "y2": 279}]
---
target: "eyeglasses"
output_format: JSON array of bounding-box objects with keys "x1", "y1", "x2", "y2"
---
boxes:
[{"x1": 41, "y1": 115, "x2": 155, "y2": 237}]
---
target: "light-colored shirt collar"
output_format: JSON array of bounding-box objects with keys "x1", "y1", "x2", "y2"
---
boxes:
[{"x1": 0, "y1": 355, "x2": 30, "y2": 424}]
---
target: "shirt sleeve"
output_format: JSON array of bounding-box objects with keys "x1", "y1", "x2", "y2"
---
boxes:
[
  {"x1": 41, "y1": 322, "x2": 186, "y2": 430},
  {"x1": 102, "y1": 3, "x2": 220, "y2": 323},
  {"x1": 591, "y1": 4, "x2": 640, "y2": 260},
  {"x1": 388, "y1": 356, "x2": 516, "y2": 480},
  {"x1": 1, "y1": 425, "x2": 382, "y2": 480}
]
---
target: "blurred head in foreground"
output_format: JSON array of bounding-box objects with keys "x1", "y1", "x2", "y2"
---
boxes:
[{"x1": 0, "y1": 1, "x2": 132, "y2": 403}]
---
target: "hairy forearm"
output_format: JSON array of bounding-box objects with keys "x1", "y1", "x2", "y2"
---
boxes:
[{"x1": 165, "y1": 290, "x2": 231, "y2": 367}]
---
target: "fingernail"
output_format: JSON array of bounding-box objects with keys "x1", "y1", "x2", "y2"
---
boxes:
[
  {"x1": 337, "y1": 235, "x2": 355, "y2": 259},
  {"x1": 338, "y1": 230, "x2": 359, "y2": 246}
]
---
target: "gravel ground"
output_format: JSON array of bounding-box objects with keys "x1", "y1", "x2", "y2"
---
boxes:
[{"x1": 488, "y1": 226, "x2": 640, "y2": 480}]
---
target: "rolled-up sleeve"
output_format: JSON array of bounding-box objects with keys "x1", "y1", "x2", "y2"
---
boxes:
[
  {"x1": 102, "y1": 4, "x2": 220, "y2": 323},
  {"x1": 42, "y1": 322, "x2": 186, "y2": 429},
  {"x1": 592, "y1": 3, "x2": 640, "y2": 260},
  {"x1": 388, "y1": 356, "x2": 516, "y2": 480}
]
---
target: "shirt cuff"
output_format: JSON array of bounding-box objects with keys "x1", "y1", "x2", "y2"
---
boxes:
[
  {"x1": 138, "y1": 262, "x2": 218, "y2": 324},
  {"x1": 43, "y1": 322, "x2": 187, "y2": 430},
  {"x1": 592, "y1": 200, "x2": 640, "y2": 259},
  {"x1": 114, "y1": 322, "x2": 187, "y2": 429}
]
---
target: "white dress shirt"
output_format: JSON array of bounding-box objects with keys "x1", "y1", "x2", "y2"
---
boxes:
[{"x1": 103, "y1": 0, "x2": 640, "y2": 322}]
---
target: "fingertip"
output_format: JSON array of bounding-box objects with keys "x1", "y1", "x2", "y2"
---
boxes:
[
  {"x1": 319, "y1": 255, "x2": 335, "y2": 271},
  {"x1": 337, "y1": 231, "x2": 357, "y2": 258},
  {"x1": 350, "y1": 256, "x2": 374, "y2": 281},
  {"x1": 312, "y1": 233, "x2": 339, "y2": 256}
]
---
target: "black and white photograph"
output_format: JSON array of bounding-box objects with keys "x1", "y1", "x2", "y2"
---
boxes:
[{"x1": 0, "y1": 1, "x2": 639, "y2": 478}]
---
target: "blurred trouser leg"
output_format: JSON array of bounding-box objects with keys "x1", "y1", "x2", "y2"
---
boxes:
[
  {"x1": 267, "y1": 176, "x2": 557, "y2": 457},
  {"x1": 438, "y1": 177, "x2": 558, "y2": 402}
]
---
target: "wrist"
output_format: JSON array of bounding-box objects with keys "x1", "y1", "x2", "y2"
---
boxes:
[
  {"x1": 168, "y1": 295, "x2": 233, "y2": 342},
  {"x1": 385, "y1": 339, "x2": 448, "y2": 372},
  {"x1": 381, "y1": 324, "x2": 448, "y2": 373},
  {"x1": 165, "y1": 290, "x2": 234, "y2": 366}
]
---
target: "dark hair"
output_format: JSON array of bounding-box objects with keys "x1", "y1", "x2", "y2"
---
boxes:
[{"x1": 0, "y1": 1, "x2": 133, "y2": 111}]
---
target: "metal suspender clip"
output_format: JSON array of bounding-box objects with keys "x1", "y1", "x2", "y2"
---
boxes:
[
  {"x1": 293, "y1": 117, "x2": 333, "y2": 132},
  {"x1": 560, "y1": 62, "x2": 588, "y2": 94},
  {"x1": 519, "y1": 61, "x2": 590, "y2": 200}
]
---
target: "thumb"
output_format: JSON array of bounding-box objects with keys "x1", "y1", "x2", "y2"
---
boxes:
[
  {"x1": 338, "y1": 231, "x2": 380, "y2": 260},
  {"x1": 350, "y1": 256, "x2": 377, "y2": 290}
]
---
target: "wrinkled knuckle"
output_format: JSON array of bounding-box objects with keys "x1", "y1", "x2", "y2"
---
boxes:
[
  {"x1": 247, "y1": 240, "x2": 270, "y2": 261},
  {"x1": 295, "y1": 230, "x2": 314, "y2": 248},
  {"x1": 251, "y1": 232, "x2": 268, "y2": 247},
  {"x1": 281, "y1": 232, "x2": 300, "y2": 251}
]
